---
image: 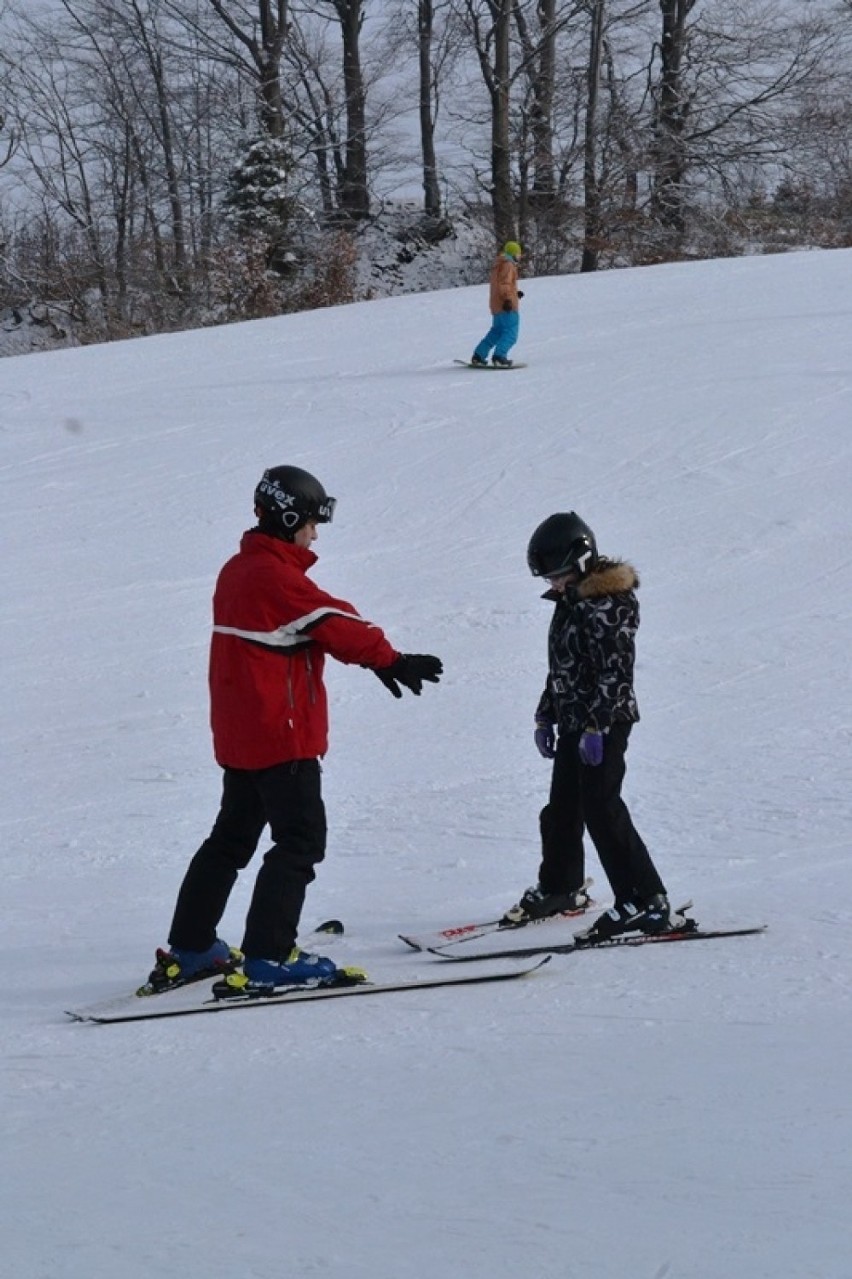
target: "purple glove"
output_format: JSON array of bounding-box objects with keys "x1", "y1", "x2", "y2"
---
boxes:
[
  {"x1": 534, "y1": 720, "x2": 556, "y2": 759},
  {"x1": 579, "y1": 731, "x2": 604, "y2": 766}
]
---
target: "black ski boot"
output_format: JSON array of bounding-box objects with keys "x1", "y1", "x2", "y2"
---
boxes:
[
  {"x1": 575, "y1": 894, "x2": 695, "y2": 945},
  {"x1": 501, "y1": 881, "x2": 592, "y2": 926}
]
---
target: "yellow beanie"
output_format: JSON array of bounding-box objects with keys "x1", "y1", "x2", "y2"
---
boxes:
[{"x1": 503, "y1": 241, "x2": 522, "y2": 260}]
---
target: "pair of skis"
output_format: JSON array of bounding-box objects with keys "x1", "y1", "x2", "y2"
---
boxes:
[
  {"x1": 67, "y1": 956, "x2": 552, "y2": 1024},
  {"x1": 66, "y1": 916, "x2": 551, "y2": 1023},
  {"x1": 66, "y1": 903, "x2": 766, "y2": 1024},
  {"x1": 401, "y1": 898, "x2": 766, "y2": 962}
]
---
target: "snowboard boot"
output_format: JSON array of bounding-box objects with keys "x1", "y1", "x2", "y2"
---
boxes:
[
  {"x1": 139, "y1": 938, "x2": 242, "y2": 995},
  {"x1": 471, "y1": 353, "x2": 488, "y2": 366},
  {"x1": 492, "y1": 354, "x2": 513, "y2": 367},
  {"x1": 501, "y1": 881, "x2": 592, "y2": 926}
]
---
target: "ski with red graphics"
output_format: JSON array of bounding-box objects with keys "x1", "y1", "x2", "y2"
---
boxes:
[{"x1": 398, "y1": 879, "x2": 594, "y2": 951}]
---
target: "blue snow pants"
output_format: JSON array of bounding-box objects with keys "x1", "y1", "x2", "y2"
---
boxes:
[{"x1": 474, "y1": 310, "x2": 519, "y2": 362}]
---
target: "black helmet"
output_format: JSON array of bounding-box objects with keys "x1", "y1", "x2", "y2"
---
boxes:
[
  {"x1": 527, "y1": 512, "x2": 598, "y2": 579},
  {"x1": 254, "y1": 465, "x2": 336, "y2": 539}
]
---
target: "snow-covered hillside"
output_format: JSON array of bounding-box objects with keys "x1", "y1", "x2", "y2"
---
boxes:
[{"x1": 2, "y1": 249, "x2": 851, "y2": 1278}]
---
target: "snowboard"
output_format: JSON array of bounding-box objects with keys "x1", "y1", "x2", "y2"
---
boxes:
[{"x1": 453, "y1": 359, "x2": 527, "y2": 370}]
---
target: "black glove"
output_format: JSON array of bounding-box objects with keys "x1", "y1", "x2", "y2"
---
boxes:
[
  {"x1": 517, "y1": 290, "x2": 524, "y2": 298},
  {"x1": 374, "y1": 654, "x2": 443, "y2": 698},
  {"x1": 501, "y1": 300, "x2": 513, "y2": 312}
]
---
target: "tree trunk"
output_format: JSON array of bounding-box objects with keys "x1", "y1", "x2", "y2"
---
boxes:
[
  {"x1": 257, "y1": 0, "x2": 289, "y2": 136},
  {"x1": 418, "y1": 0, "x2": 441, "y2": 217},
  {"x1": 491, "y1": 0, "x2": 514, "y2": 243},
  {"x1": 204, "y1": 0, "x2": 290, "y2": 138},
  {"x1": 529, "y1": 0, "x2": 556, "y2": 202},
  {"x1": 651, "y1": 0, "x2": 696, "y2": 231},
  {"x1": 581, "y1": 0, "x2": 605, "y2": 272},
  {"x1": 146, "y1": 41, "x2": 188, "y2": 288},
  {"x1": 336, "y1": 0, "x2": 370, "y2": 219}
]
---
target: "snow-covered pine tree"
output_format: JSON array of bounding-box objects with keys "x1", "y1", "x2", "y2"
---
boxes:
[{"x1": 223, "y1": 137, "x2": 297, "y2": 273}]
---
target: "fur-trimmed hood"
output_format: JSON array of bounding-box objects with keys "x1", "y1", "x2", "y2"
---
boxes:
[
  {"x1": 578, "y1": 558, "x2": 639, "y2": 599},
  {"x1": 543, "y1": 558, "x2": 639, "y2": 602}
]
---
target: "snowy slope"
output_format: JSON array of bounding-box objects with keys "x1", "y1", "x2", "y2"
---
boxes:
[{"x1": 2, "y1": 249, "x2": 852, "y2": 1279}]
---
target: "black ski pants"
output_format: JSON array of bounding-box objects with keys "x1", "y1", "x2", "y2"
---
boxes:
[
  {"x1": 168, "y1": 759, "x2": 326, "y2": 961},
  {"x1": 538, "y1": 723, "x2": 665, "y2": 905}
]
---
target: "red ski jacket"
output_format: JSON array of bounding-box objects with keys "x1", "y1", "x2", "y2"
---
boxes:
[{"x1": 209, "y1": 531, "x2": 399, "y2": 769}]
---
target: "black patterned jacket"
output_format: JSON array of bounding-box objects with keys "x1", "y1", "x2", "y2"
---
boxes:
[{"x1": 535, "y1": 559, "x2": 641, "y2": 734}]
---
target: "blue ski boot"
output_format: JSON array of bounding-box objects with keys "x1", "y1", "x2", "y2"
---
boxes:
[
  {"x1": 242, "y1": 947, "x2": 339, "y2": 989},
  {"x1": 139, "y1": 938, "x2": 241, "y2": 995}
]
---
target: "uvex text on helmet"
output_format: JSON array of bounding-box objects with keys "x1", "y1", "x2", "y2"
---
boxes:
[
  {"x1": 527, "y1": 512, "x2": 598, "y2": 578},
  {"x1": 254, "y1": 465, "x2": 336, "y2": 536}
]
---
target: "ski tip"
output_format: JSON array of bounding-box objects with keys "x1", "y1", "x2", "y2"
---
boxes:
[
  {"x1": 315, "y1": 919, "x2": 344, "y2": 936},
  {"x1": 397, "y1": 934, "x2": 423, "y2": 951}
]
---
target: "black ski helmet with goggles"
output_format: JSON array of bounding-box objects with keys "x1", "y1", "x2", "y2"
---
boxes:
[
  {"x1": 254, "y1": 466, "x2": 336, "y2": 540},
  {"x1": 527, "y1": 512, "x2": 598, "y2": 581}
]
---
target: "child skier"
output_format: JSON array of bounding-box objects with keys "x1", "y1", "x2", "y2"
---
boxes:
[{"x1": 503, "y1": 511, "x2": 690, "y2": 941}]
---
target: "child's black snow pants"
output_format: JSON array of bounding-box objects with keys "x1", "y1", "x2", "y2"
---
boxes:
[{"x1": 538, "y1": 723, "x2": 666, "y2": 905}]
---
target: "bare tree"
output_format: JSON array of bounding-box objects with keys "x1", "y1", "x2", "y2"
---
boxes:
[
  {"x1": 5, "y1": 25, "x2": 115, "y2": 313},
  {"x1": 201, "y1": 0, "x2": 292, "y2": 138},
  {"x1": 0, "y1": 1, "x2": 12, "y2": 170},
  {"x1": 580, "y1": 0, "x2": 605, "y2": 268},
  {"x1": 0, "y1": 32, "x2": 17, "y2": 172},
  {"x1": 648, "y1": 0, "x2": 837, "y2": 236},
  {"x1": 516, "y1": 0, "x2": 560, "y2": 203},
  {"x1": 280, "y1": 21, "x2": 346, "y2": 214},
  {"x1": 0, "y1": 0, "x2": 234, "y2": 329},
  {"x1": 312, "y1": 0, "x2": 370, "y2": 219},
  {"x1": 649, "y1": 0, "x2": 695, "y2": 229},
  {"x1": 577, "y1": 0, "x2": 655, "y2": 269},
  {"x1": 379, "y1": 0, "x2": 464, "y2": 218},
  {"x1": 418, "y1": 0, "x2": 443, "y2": 216},
  {"x1": 462, "y1": 0, "x2": 515, "y2": 241},
  {"x1": 184, "y1": 0, "x2": 371, "y2": 219}
]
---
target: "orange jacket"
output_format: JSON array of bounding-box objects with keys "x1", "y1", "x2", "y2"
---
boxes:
[{"x1": 489, "y1": 254, "x2": 520, "y2": 314}]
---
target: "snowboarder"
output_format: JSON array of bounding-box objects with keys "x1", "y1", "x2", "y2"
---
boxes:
[
  {"x1": 503, "y1": 512, "x2": 689, "y2": 941},
  {"x1": 147, "y1": 466, "x2": 443, "y2": 990},
  {"x1": 471, "y1": 241, "x2": 523, "y2": 368}
]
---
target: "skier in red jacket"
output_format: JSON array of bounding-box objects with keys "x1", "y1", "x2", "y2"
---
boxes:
[{"x1": 144, "y1": 466, "x2": 442, "y2": 992}]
